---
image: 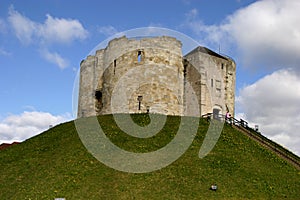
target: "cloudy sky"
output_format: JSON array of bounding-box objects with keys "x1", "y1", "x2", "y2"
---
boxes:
[{"x1": 0, "y1": 0, "x2": 299, "y2": 156}]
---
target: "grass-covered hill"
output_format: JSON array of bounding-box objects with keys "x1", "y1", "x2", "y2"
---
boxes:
[{"x1": 0, "y1": 114, "x2": 299, "y2": 199}]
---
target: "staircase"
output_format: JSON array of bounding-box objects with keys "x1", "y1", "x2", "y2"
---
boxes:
[
  {"x1": 202, "y1": 113, "x2": 300, "y2": 170},
  {"x1": 230, "y1": 118, "x2": 300, "y2": 170}
]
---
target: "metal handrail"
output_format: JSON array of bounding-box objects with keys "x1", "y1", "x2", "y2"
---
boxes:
[
  {"x1": 201, "y1": 112, "x2": 300, "y2": 169},
  {"x1": 202, "y1": 113, "x2": 255, "y2": 131}
]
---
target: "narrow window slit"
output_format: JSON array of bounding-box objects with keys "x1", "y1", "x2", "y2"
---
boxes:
[{"x1": 113, "y1": 59, "x2": 116, "y2": 74}]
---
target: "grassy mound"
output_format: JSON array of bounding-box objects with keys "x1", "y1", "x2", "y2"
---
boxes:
[{"x1": 0, "y1": 114, "x2": 299, "y2": 199}]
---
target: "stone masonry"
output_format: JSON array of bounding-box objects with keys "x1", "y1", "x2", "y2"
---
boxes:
[{"x1": 77, "y1": 36, "x2": 236, "y2": 118}]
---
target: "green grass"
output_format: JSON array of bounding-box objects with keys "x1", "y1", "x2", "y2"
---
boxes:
[
  {"x1": 0, "y1": 114, "x2": 299, "y2": 199},
  {"x1": 242, "y1": 125, "x2": 300, "y2": 163}
]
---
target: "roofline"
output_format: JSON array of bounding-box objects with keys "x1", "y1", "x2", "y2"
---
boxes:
[{"x1": 184, "y1": 46, "x2": 233, "y2": 62}]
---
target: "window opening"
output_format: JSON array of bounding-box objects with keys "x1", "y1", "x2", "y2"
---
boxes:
[
  {"x1": 211, "y1": 79, "x2": 214, "y2": 87},
  {"x1": 138, "y1": 51, "x2": 142, "y2": 63},
  {"x1": 95, "y1": 90, "x2": 103, "y2": 112},
  {"x1": 113, "y1": 59, "x2": 116, "y2": 74}
]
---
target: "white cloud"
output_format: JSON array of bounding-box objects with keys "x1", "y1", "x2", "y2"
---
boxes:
[
  {"x1": 98, "y1": 25, "x2": 119, "y2": 36},
  {"x1": 0, "y1": 111, "x2": 72, "y2": 144},
  {"x1": 8, "y1": 7, "x2": 37, "y2": 45},
  {"x1": 8, "y1": 6, "x2": 88, "y2": 45},
  {"x1": 7, "y1": 6, "x2": 88, "y2": 68},
  {"x1": 183, "y1": 0, "x2": 300, "y2": 156},
  {"x1": 224, "y1": 0, "x2": 300, "y2": 69},
  {"x1": 184, "y1": 0, "x2": 300, "y2": 71},
  {"x1": 40, "y1": 48, "x2": 69, "y2": 69},
  {"x1": 183, "y1": 9, "x2": 230, "y2": 47},
  {"x1": 40, "y1": 14, "x2": 88, "y2": 44},
  {"x1": 236, "y1": 69, "x2": 300, "y2": 155}
]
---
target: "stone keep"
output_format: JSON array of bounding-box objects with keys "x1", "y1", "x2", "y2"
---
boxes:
[{"x1": 77, "y1": 36, "x2": 236, "y2": 118}]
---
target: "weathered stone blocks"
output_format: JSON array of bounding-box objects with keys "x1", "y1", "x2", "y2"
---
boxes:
[{"x1": 78, "y1": 36, "x2": 235, "y2": 118}]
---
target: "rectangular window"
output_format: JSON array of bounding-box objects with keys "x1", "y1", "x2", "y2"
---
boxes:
[
  {"x1": 113, "y1": 59, "x2": 116, "y2": 74},
  {"x1": 211, "y1": 79, "x2": 213, "y2": 87},
  {"x1": 216, "y1": 80, "x2": 221, "y2": 89},
  {"x1": 138, "y1": 50, "x2": 142, "y2": 63},
  {"x1": 216, "y1": 88, "x2": 221, "y2": 97}
]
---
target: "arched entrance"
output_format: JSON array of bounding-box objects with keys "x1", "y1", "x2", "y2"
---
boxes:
[{"x1": 212, "y1": 105, "x2": 222, "y2": 120}]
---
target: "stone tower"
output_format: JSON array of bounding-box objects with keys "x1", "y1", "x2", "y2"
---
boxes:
[
  {"x1": 184, "y1": 46, "x2": 236, "y2": 118},
  {"x1": 77, "y1": 36, "x2": 235, "y2": 118}
]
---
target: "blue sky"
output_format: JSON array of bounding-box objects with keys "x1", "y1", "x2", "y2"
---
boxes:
[{"x1": 1, "y1": 0, "x2": 300, "y2": 156}]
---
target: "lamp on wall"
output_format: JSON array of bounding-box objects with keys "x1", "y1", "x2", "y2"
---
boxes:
[{"x1": 137, "y1": 95, "x2": 143, "y2": 110}]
